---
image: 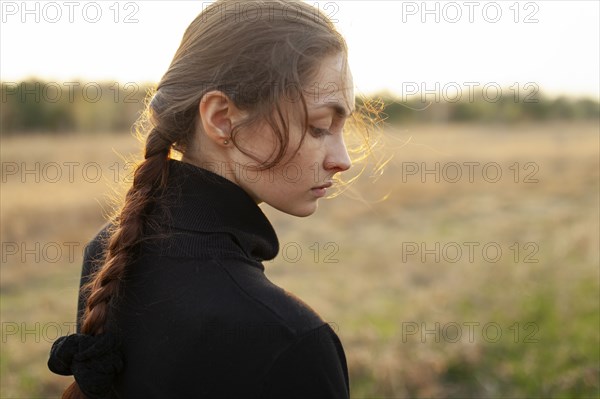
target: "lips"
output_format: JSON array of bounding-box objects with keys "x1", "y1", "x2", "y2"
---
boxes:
[
  {"x1": 311, "y1": 181, "x2": 333, "y2": 198},
  {"x1": 312, "y1": 181, "x2": 333, "y2": 190}
]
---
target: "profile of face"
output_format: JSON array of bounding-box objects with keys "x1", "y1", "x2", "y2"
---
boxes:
[{"x1": 186, "y1": 53, "x2": 354, "y2": 217}]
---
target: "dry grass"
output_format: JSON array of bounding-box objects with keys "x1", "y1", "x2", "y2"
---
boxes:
[{"x1": 1, "y1": 122, "x2": 598, "y2": 398}]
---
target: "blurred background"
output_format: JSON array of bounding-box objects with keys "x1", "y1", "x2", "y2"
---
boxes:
[{"x1": 1, "y1": 1, "x2": 599, "y2": 398}]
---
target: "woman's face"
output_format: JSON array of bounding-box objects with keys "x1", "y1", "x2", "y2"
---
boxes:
[{"x1": 233, "y1": 53, "x2": 354, "y2": 217}]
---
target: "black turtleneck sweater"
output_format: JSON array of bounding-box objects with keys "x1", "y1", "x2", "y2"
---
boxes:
[{"x1": 76, "y1": 159, "x2": 350, "y2": 398}]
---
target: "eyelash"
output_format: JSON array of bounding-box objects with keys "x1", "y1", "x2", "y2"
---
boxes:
[{"x1": 310, "y1": 126, "x2": 331, "y2": 137}]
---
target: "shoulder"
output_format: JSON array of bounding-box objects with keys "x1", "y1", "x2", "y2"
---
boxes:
[
  {"x1": 260, "y1": 323, "x2": 350, "y2": 399},
  {"x1": 83, "y1": 222, "x2": 113, "y2": 261},
  {"x1": 79, "y1": 221, "x2": 115, "y2": 282},
  {"x1": 76, "y1": 222, "x2": 114, "y2": 332},
  {"x1": 215, "y1": 257, "x2": 327, "y2": 337}
]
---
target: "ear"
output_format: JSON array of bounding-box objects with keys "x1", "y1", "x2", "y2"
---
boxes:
[{"x1": 198, "y1": 91, "x2": 244, "y2": 146}]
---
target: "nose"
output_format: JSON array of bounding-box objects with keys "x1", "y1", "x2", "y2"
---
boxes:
[{"x1": 324, "y1": 135, "x2": 352, "y2": 173}]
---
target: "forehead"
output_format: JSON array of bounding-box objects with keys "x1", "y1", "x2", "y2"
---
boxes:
[{"x1": 304, "y1": 54, "x2": 355, "y2": 116}]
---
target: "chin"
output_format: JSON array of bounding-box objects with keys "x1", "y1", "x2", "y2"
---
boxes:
[{"x1": 275, "y1": 202, "x2": 318, "y2": 218}]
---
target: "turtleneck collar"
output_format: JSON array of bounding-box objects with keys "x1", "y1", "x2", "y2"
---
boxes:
[{"x1": 147, "y1": 158, "x2": 279, "y2": 266}]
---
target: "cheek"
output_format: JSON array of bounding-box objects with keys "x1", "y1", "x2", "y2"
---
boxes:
[
  {"x1": 237, "y1": 124, "x2": 280, "y2": 162},
  {"x1": 266, "y1": 164, "x2": 305, "y2": 194},
  {"x1": 290, "y1": 152, "x2": 313, "y2": 182}
]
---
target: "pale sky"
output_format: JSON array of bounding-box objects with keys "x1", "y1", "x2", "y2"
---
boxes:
[{"x1": 1, "y1": 0, "x2": 599, "y2": 99}]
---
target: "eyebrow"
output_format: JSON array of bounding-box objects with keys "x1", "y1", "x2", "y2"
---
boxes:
[{"x1": 315, "y1": 103, "x2": 355, "y2": 118}]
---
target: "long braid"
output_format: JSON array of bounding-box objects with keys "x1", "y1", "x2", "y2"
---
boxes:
[{"x1": 62, "y1": 128, "x2": 172, "y2": 398}]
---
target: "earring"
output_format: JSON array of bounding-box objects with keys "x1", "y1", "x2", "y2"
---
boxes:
[{"x1": 223, "y1": 139, "x2": 229, "y2": 145}]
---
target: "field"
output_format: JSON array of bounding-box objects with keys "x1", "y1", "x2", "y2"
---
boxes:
[{"x1": 1, "y1": 122, "x2": 598, "y2": 398}]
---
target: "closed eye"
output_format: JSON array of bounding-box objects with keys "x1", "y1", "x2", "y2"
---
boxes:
[{"x1": 310, "y1": 126, "x2": 332, "y2": 137}]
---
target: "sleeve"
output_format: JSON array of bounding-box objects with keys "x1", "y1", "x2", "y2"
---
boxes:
[
  {"x1": 261, "y1": 323, "x2": 350, "y2": 399},
  {"x1": 76, "y1": 222, "x2": 112, "y2": 333}
]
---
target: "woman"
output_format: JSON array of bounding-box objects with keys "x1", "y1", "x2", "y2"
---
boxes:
[{"x1": 48, "y1": 0, "x2": 364, "y2": 397}]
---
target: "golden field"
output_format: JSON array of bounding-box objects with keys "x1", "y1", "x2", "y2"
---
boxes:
[{"x1": 1, "y1": 122, "x2": 598, "y2": 398}]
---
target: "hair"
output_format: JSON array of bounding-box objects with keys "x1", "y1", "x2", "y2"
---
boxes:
[{"x1": 63, "y1": 1, "x2": 380, "y2": 397}]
